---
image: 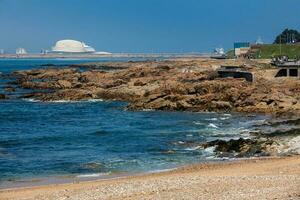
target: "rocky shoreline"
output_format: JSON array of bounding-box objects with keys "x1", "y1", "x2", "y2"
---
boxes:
[
  {"x1": 3, "y1": 59, "x2": 299, "y2": 114},
  {"x1": 1, "y1": 58, "x2": 300, "y2": 157}
]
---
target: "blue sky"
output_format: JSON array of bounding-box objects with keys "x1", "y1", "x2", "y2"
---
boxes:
[{"x1": 0, "y1": 0, "x2": 299, "y2": 53}]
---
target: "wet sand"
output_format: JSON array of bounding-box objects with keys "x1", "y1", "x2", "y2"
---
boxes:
[{"x1": 1, "y1": 156, "x2": 299, "y2": 200}]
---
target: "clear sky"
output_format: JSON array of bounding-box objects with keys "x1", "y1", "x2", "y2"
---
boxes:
[{"x1": 0, "y1": 0, "x2": 299, "y2": 53}]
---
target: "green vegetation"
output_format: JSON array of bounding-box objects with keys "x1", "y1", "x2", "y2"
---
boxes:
[
  {"x1": 274, "y1": 29, "x2": 300, "y2": 44},
  {"x1": 257, "y1": 44, "x2": 300, "y2": 59},
  {"x1": 226, "y1": 49, "x2": 235, "y2": 59},
  {"x1": 226, "y1": 29, "x2": 300, "y2": 59}
]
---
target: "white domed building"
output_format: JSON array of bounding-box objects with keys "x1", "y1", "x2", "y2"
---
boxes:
[{"x1": 52, "y1": 39, "x2": 96, "y2": 53}]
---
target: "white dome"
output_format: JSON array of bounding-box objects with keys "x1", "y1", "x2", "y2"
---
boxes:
[{"x1": 52, "y1": 39, "x2": 95, "y2": 53}]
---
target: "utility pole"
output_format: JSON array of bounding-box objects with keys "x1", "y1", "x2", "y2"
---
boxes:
[{"x1": 280, "y1": 35, "x2": 282, "y2": 55}]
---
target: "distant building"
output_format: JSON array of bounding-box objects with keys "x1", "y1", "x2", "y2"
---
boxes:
[
  {"x1": 234, "y1": 42, "x2": 250, "y2": 57},
  {"x1": 0, "y1": 49, "x2": 4, "y2": 54},
  {"x1": 255, "y1": 36, "x2": 264, "y2": 45},
  {"x1": 94, "y1": 51, "x2": 112, "y2": 55},
  {"x1": 16, "y1": 48, "x2": 27, "y2": 54},
  {"x1": 52, "y1": 39, "x2": 96, "y2": 53},
  {"x1": 40, "y1": 49, "x2": 49, "y2": 54}
]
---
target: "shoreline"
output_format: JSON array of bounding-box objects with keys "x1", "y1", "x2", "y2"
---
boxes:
[
  {"x1": 0, "y1": 156, "x2": 243, "y2": 190},
  {"x1": 0, "y1": 156, "x2": 299, "y2": 200}
]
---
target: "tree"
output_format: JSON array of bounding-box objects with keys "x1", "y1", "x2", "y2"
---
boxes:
[{"x1": 274, "y1": 29, "x2": 300, "y2": 44}]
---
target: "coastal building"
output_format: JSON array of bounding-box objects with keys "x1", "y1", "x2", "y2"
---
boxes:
[
  {"x1": 52, "y1": 39, "x2": 96, "y2": 53},
  {"x1": 234, "y1": 42, "x2": 250, "y2": 57},
  {"x1": 16, "y1": 48, "x2": 27, "y2": 54},
  {"x1": 274, "y1": 58, "x2": 300, "y2": 79},
  {"x1": 40, "y1": 49, "x2": 49, "y2": 54},
  {"x1": 0, "y1": 49, "x2": 4, "y2": 54},
  {"x1": 217, "y1": 65, "x2": 255, "y2": 82},
  {"x1": 255, "y1": 36, "x2": 264, "y2": 45}
]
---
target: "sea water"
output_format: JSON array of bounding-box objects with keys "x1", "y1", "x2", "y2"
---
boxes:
[{"x1": 0, "y1": 59, "x2": 268, "y2": 187}]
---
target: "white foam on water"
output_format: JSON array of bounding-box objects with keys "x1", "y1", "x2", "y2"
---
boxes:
[
  {"x1": 142, "y1": 109, "x2": 154, "y2": 112},
  {"x1": 184, "y1": 146, "x2": 202, "y2": 151},
  {"x1": 25, "y1": 99, "x2": 104, "y2": 103},
  {"x1": 23, "y1": 98, "x2": 40, "y2": 102},
  {"x1": 283, "y1": 136, "x2": 300, "y2": 154},
  {"x1": 208, "y1": 123, "x2": 218, "y2": 129},
  {"x1": 220, "y1": 117, "x2": 229, "y2": 120},
  {"x1": 149, "y1": 168, "x2": 177, "y2": 174},
  {"x1": 87, "y1": 99, "x2": 104, "y2": 102},
  {"x1": 50, "y1": 100, "x2": 77, "y2": 103},
  {"x1": 193, "y1": 121, "x2": 203, "y2": 125},
  {"x1": 239, "y1": 128, "x2": 251, "y2": 135},
  {"x1": 51, "y1": 99, "x2": 104, "y2": 103},
  {"x1": 76, "y1": 172, "x2": 110, "y2": 178},
  {"x1": 203, "y1": 146, "x2": 216, "y2": 155},
  {"x1": 205, "y1": 118, "x2": 218, "y2": 121}
]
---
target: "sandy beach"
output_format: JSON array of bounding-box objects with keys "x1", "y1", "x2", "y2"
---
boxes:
[{"x1": 0, "y1": 156, "x2": 299, "y2": 200}]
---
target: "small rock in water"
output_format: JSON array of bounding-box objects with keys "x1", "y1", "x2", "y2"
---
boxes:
[
  {"x1": 202, "y1": 137, "x2": 278, "y2": 157},
  {"x1": 0, "y1": 94, "x2": 6, "y2": 99},
  {"x1": 162, "y1": 150, "x2": 176, "y2": 154},
  {"x1": 4, "y1": 87, "x2": 16, "y2": 92}
]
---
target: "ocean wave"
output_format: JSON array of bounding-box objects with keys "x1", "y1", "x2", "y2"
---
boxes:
[
  {"x1": 23, "y1": 98, "x2": 41, "y2": 102},
  {"x1": 220, "y1": 117, "x2": 230, "y2": 120},
  {"x1": 149, "y1": 168, "x2": 176, "y2": 173},
  {"x1": 205, "y1": 118, "x2": 218, "y2": 121},
  {"x1": 282, "y1": 136, "x2": 300, "y2": 155},
  {"x1": 184, "y1": 146, "x2": 202, "y2": 151},
  {"x1": 193, "y1": 122, "x2": 202, "y2": 125},
  {"x1": 239, "y1": 128, "x2": 251, "y2": 134},
  {"x1": 208, "y1": 123, "x2": 218, "y2": 129},
  {"x1": 76, "y1": 172, "x2": 110, "y2": 178},
  {"x1": 203, "y1": 146, "x2": 216, "y2": 155},
  {"x1": 142, "y1": 109, "x2": 154, "y2": 112},
  {"x1": 50, "y1": 99, "x2": 104, "y2": 103},
  {"x1": 86, "y1": 99, "x2": 104, "y2": 102},
  {"x1": 23, "y1": 98, "x2": 104, "y2": 103}
]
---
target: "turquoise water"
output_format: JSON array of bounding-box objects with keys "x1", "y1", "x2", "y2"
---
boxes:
[{"x1": 0, "y1": 59, "x2": 267, "y2": 186}]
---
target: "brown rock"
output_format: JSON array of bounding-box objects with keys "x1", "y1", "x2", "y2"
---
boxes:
[
  {"x1": 0, "y1": 94, "x2": 6, "y2": 99},
  {"x1": 57, "y1": 80, "x2": 72, "y2": 89},
  {"x1": 5, "y1": 59, "x2": 300, "y2": 115},
  {"x1": 4, "y1": 87, "x2": 16, "y2": 92}
]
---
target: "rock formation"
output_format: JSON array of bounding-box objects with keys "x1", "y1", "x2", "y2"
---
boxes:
[{"x1": 6, "y1": 59, "x2": 299, "y2": 115}]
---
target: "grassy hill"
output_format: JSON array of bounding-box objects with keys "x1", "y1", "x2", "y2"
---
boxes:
[
  {"x1": 258, "y1": 44, "x2": 300, "y2": 59},
  {"x1": 226, "y1": 44, "x2": 300, "y2": 59}
]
